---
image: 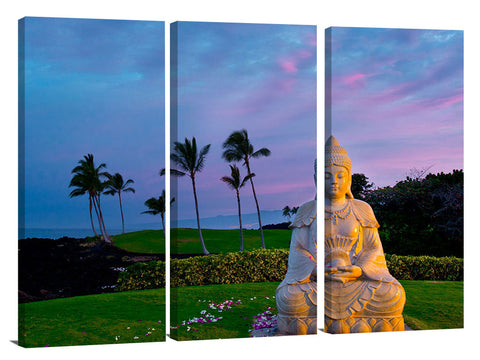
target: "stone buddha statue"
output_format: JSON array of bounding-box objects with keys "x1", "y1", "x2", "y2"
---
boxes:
[
  {"x1": 324, "y1": 136, "x2": 406, "y2": 333},
  {"x1": 275, "y1": 165, "x2": 317, "y2": 335}
]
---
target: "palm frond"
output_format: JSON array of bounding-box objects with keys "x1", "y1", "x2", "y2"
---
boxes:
[
  {"x1": 170, "y1": 168, "x2": 187, "y2": 177},
  {"x1": 195, "y1": 144, "x2": 211, "y2": 173},
  {"x1": 221, "y1": 149, "x2": 244, "y2": 162},
  {"x1": 220, "y1": 176, "x2": 237, "y2": 190},
  {"x1": 251, "y1": 147, "x2": 271, "y2": 158},
  {"x1": 240, "y1": 173, "x2": 255, "y2": 188},
  {"x1": 124, "y1": 179, "x2": 134, "y2": 186},
  {"x1": 171, "y1": 137, "x2": 210, "y2": 177}
]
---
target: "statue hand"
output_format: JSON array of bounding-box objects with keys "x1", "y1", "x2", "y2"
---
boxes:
[{"x1": 325, "y1": 265, "x2": 362, "y2": 283}]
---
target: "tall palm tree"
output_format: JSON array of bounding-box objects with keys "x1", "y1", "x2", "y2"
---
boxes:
[
  {"x1": 69, "y1": 154, "x2": 111, "y2": 243},
  {"x1": 282, "y1": 205, "x2": 292, "y2": 220},
  {"x1": 103, "y1": 173, "x2": 135, "y2": 234},
  {"x1": 69, "y1": 178, "x2": 98, "y2": 237},
  {"x1": 170, "y1": 137, "x2": 211, "y2": 255},
  {"x1": 142, "y1": 189, "x2": 175, "y2": 236},
  {"x1": 222, "y1": 129, "x2": 271, "y2": 249},
  {"x1": 220, "y1": 164, "x2": 255, "y2": 251}
]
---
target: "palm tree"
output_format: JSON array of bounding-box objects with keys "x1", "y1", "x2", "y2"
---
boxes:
[
  {"x1": 170, "y1": 137, "x2": 211, "y2": 255},
  {"x1": 222, "y1": 129, "x2": 271, "y2": 248},
  {"x1": 220, "y1": 164, "x2": 255, "y2": 251},
  {"x1": 69, "y1": 177, "x2": 98, "y2": 237},
  {"x1": 142, "y1": 189, "x2": 175, "y2": 236},
  {"x1": 282, "y1": 205, "x2": 292, "y2": 220},
  {"x1": 69, "y1": 154, "x2": 111, "y2": 243},
  {"x1": 103, "y1": 173, "x2": 135, "y2": 234}
]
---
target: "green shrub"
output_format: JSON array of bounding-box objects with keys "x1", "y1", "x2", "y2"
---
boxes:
[
  {"x1": 170, "y1": 249, "x2": 289, "y2": 287},
  {"x1": 385, "y1": 254, "x2": 463, "y2": 281},
  {"x1": 116, "y1": 250, "x2": 463, "y2": 291},
  {"x1": 116, "y1": 261, "x2": 165, "y2": 291},
  {"x1": 116, "y1": 249, "x2": 288, "y2": 291}
]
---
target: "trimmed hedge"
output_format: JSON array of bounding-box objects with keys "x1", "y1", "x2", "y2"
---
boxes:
[
  {"x1": 170, "y1": 249, "x2": 289, "y2": 287},
  {"x1": 116, "y1": 250, "x2": 463, "y2": 291},
  {"x1": 116, "y1": 261, "x2": 166, "y2": 291},
  {"x1": 385, "y1": 254, "x2": 463, "y2": 281},
  {"x1": 116, "y1": 249, "x2": 288, "y2": 291}
]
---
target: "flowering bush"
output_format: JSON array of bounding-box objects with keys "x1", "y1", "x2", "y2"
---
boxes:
[{"x1": 117, "y1": 249, "x2": 288, "y2": 291}]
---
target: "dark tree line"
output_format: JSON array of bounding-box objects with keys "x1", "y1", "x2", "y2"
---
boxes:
[{"x1": 352, "y1": 170, "x2": 463, "y2": 258}]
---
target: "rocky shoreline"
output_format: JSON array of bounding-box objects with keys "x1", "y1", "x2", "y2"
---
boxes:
[{"x1": 18, "y1": 237, "x2": 166, "y2": 303}]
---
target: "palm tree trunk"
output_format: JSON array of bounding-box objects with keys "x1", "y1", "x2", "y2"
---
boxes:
[
  {"x1": 246, "y1": 160, "x2": 265, "y2": 248},
  {"x1": 92, "y1": 194, "x2": 107, "y2": 242},
  {"x1": 89, "y1": 195, "x2": 98, "y2": 237},
  {"x1": 191, "y1": 176, "x2": 209, "y2": 255},
  {"x1": 94, "y1": 194, "x2": 111, "y2": 243},
  {"x1": 118, "y1": 191, "x2": 125, "y2": 234},
  {"x1": 161, "y1": 212, "x2": 165, "y2": 237},
  {"x1": 236, "y1": 190, "x2": 244, "y2": 251}
]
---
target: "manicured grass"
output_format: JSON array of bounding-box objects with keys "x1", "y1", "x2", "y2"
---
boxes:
[
  {"x1": 170, "y1": 280, "x2": 463, "y2": 340},
  {"x1": 17, "y1": 280, "x2": 462, "y2": 346},
  {"x1": 400, "y1": 280, "x2": 463, "y2": 330},
  {"x1": 112, "y1": 229, "x2": 165, "y2": 254},
  {"x1": 171, "y1": 228, "x2": 292, "y2": 254},
  {"x1": 171, "y1": 282, "x2": 280, "y2": 340},
  {"x1": 111, "y1": 228, "x2": 290, "y2": 255},
  {"x1": 18, "y1": 289, "x2": 166, "y2": 348}
]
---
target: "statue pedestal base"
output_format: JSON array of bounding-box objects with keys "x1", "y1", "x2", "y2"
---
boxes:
[
  {"x1": 275, "y1": 281, "x2": 317, "y2": 335},
  {"x1": 325, "y1": 315, "x2": 404, "y2": 333},
  {"x1": 277, "y1": 315, "x2": 317, "y2": 335}
]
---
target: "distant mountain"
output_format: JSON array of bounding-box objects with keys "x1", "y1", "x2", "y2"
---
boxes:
[{"x1": 173, "y1": 210, "x2": 285, "y2": 230}]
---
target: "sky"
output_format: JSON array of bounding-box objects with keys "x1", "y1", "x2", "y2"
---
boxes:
[
  {"x1": 327, "y1": 27, "x2": 463, "y2": 188},
  {"x1": 21, "y1": 17, "x2": 165, "y2": 232},
  {"x1": 171, "y1": 22, "x2": 317, "y2": 223}
]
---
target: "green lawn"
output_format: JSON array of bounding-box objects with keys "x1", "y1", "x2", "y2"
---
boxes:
[
  {"x1": 400, "y1": 280, "x2": 463, "y2": 330},
  {"x1": 171, "y1": 280, "x2": 463, "y2": 340},
  {"x1": 171, "y1": 228, "x2": 292, "y2": 254},
  {"x1": 17, "y1": 279, "x2": 463, "y2": 346},
  {"x1": 112, "y1": 229, "x2": 165, "y2": 253},
  {"x1": 171, "y1": 282, "x2": 280, "y2": 340},
  {"x1": 110, "y1": 228, "x2": 291, "y2": 255},
  {"x1": 18, "y1": 289, "x2": 166, "y2": 348}
]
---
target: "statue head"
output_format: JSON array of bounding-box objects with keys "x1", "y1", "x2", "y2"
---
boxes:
[{"x1": 325, "y1": 136, "x2": 353, "y2": 200}]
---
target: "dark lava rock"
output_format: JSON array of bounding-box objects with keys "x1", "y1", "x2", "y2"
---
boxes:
[{"x1": 18, "y1": 237, "x2": 164, "y2": 303}]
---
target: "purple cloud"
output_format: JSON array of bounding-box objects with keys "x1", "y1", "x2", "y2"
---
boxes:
[{"x1": 327, "y1": 27, "x2": 463, "y2": 187}]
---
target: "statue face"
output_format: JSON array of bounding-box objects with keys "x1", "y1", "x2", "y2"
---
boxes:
[{"x1": 325, "y1": 165, "x2": 350, "y2": 200}]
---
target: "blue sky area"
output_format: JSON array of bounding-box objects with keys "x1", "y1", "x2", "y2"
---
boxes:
[
  {"x1": 21, "y1": 17, "x2": 165, "y2": 231},
  {"x1": 172, "y1": 22, "x2": 317, "y2": 223},
  {"x1": 327, "y1": 27, "x2": 463, "y2": 187}
]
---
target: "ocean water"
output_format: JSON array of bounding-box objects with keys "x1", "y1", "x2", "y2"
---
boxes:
[
  {"x1": 19, "y1": 228, "x2": 123, "y2": 240},
  {"x1": 19, "y1": 210, "x2": 286, "y2": 239}
]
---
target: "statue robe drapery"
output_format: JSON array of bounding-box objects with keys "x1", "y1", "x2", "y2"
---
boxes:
[
  {"x1": 276, "y1": 200, "x2": 317, "y2": 318},
  {"x1": 325, "y1": 199, "x2": 405, "y2": 320}
]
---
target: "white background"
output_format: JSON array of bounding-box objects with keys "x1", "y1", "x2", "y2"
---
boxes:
[{"x1": 1, "y1": 1, "x2": 478, "y2": 359}]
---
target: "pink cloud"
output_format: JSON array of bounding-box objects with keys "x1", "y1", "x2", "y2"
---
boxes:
[
  {"x1": 422, "y1": 93, "x2": 463, "y2": 109},
  {"x1": 297, "y1": 50, "x2": 313, "y2": 59},
  {"x1": 341, "y1": 73, "x2": 368, "y2": 88},
  {"x1": 256, "y1": 181, "x2": 313, "y2": 195},
  {"x1": 279, "y1": 60, "x2": 298, "y2": 73}
]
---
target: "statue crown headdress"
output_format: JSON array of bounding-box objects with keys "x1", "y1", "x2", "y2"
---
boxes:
[{"x1": 325, "y1": 136, "x2": 351, "y2": 171}]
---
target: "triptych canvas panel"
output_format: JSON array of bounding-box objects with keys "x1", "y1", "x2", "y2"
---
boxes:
[{"x1": 18, "y1": 17, "x2": 463, "y2": 348}]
